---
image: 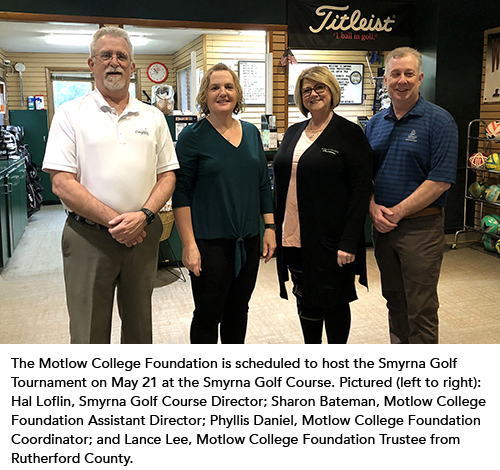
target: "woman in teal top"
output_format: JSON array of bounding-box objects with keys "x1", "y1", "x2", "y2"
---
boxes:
[{"x1": 173, "y1": 63, "x2": 276, "y2": 344}]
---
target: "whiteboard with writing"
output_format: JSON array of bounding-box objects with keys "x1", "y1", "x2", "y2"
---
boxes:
[
  {"x1": 289, "y1": 63, "x2": 364, "y2": 105},
  {"x1": 238, "y1": 61, "x2": 265, "y2": 105}
]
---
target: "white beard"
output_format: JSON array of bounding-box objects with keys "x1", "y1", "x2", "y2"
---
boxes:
[
  {"x1": 103, "y1": 67, "x2": 127, "y2": 91},
  {"x1": 104, "y1": 74, "x2": 126, "y2": 91}
]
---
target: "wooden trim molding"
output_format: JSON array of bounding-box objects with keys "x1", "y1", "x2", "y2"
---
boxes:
[
  {"x1": 0, "y1": 11, "x2": 287, "y2": 32},
  {"x1": 203, "y1": 35, "x2": 208, "y2": 73},
  {"x1": 45, "y1": 67, "x2": 54, "y2": 123}
]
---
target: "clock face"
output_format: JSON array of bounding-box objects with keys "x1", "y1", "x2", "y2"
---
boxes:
[
  {"x1": 350, "y1": 71, "x2": 362, "y2": 85},
  {"x1": 147, "y1": 62, "x2": 168, "y2": 83}
]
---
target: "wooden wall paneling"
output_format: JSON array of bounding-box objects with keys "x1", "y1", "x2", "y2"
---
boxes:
[
  {"x1": 5, "y1": 53, "x2": 90, "y2": 114},
  {"x1": 173, "y1": 36, "x2": 204, "y2": 72},
  {"x1": 3, "y1": 52, "x2": 175, "y2": 124},
  {"x1": 203, "y1": 35, "x2": 208, "y2": 73},
  {"x1": 134, "y1": 54, "x2": 174, "y2": 101},
  {"x1": 272, "y1": 30, "x2": 287, "y2": 133},
  {"x1": 0, "y1": 47, "x2": 7, "y2": 81},
  {"x1": 205, "y1": 33, "x2": 266, "y2": 127},
  {"x1": 2, "y1": 29, "x2": 296, "y2": 132}
]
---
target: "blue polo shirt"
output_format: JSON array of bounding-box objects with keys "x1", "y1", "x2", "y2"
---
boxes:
[{"x1": 366, "y1": 95, "x2": 458, "y2": 208}]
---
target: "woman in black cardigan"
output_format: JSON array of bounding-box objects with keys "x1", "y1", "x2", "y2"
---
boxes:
[{"x1": 273, "y1": 66, "x2": 373, "y2": 344}]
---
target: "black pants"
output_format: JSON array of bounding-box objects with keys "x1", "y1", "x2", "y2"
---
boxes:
[
  {"x1": 284, "y1": 247, "x2": 351, "y2": 344},
  {"x1": 189, "y1": 236, "x2": 260, "y2": 344}
]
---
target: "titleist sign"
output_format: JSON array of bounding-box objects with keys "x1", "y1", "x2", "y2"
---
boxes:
[
  {"x1": 288, "y1": 0, "x2": 415, "y2": 51},
  {"x1": 309, "y1": 5, "x2": 395, "y2": 34}
]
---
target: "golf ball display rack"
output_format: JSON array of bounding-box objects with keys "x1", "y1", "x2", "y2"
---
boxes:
[{"x1": 452, "y1": 119, "x2": 500, "y2": 254}]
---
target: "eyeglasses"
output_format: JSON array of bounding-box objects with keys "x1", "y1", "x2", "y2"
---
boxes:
[
  {"x1": 302, "y1": 84, "x2": 326, "y2": 97},
  {"x1": 94, "y1": 51, "x2": 130, "y2": 64}
]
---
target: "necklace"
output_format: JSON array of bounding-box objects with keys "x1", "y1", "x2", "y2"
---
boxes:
[
  {"x1": 307, "y1": 125, "x2": 327, "y2": 139},
  {"x1": 306, "y1": 113, "x2": 333, "y2": 139},
  {"x1": 221, "y1": 122, "x2": 236, "y2": 141},
  {"x1": 209, "y1": 117, "x2": 235, "y2": 141}
]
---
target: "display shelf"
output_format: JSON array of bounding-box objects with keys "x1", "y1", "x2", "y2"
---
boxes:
[
  {"x1": 452, "y1": 119, "x2": 500, "y2": 251},
  {"x1": 468, "y1": 168, "x2": 500, "y2": 176},
  {"x1": 465, "y1": 195, "x2": 500, "y2": 208}
]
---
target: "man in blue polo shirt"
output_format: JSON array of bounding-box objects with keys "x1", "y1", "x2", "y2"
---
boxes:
[{"x1": 366, "y1": 47, "x2": 458, "y2": 344}]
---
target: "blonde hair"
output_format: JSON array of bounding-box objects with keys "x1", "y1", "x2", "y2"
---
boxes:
[
  {"x1": 294, "y1": 66, "x2": 341, "y2": 117},
  {"x1": 197, "y1": 63, "x2": 244, "y2": 116}
]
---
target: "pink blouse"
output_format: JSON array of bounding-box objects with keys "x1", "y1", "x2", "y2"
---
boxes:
[{"x1": 282, "y1": 131, "x2": 313, "y2": 247}]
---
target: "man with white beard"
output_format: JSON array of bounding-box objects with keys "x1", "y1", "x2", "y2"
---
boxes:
[{"x1": 43, "y1": 27, "x2": 179, "y2": 343}]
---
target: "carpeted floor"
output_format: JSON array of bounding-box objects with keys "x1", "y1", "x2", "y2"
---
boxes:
[{"x1": 1, "y1": 205, "x2": 499, "y2": 344}]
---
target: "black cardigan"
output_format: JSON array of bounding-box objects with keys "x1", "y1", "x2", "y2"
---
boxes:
[{"x1": 273, "y1": 113, "x2": 373, "y2": 307}]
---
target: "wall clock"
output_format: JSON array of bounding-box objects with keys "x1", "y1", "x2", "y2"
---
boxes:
[{"x1": 147, "y1": 62, "x2": 168, "y2": 83}]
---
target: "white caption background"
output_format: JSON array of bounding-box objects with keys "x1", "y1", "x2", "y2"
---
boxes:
[{"x1": 2, "y1": 344, "x2": 498, "y2": 469}]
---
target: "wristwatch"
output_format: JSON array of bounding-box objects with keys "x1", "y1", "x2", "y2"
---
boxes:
[
  {"x1": 140, "y1": 208, "x2": 155, "y2": 225},
  {"x1": 264, "y1": 223, "x2": 276, "y2": 231}
]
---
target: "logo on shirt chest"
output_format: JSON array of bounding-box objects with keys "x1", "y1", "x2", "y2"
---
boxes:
[
  {"x1": 321, "y1": 148, "x2": 339, "y2": 155},
  {"x1": 135, "y1": 128, "x2": 150, "y2": 136},
  {"x1": 406, "y1": 130, "x2": 418, "y2": 143}
]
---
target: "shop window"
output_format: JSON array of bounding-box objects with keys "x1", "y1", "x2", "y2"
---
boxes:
[
  {"x1": 177, "y1": 67, "x2": 190, "y2": 112},
  {"x1": 47, "y1": 69, "x2": 139, "y2": 122},
  {"x1": 52, "y1": 72, "x2": 94, "y2": 111},
  {"x1": 51, "y1": 72, "x2": 138, "y2": 110},
  {"x1": 176, "y1": 66, "x2": 204, "y2": 114}
]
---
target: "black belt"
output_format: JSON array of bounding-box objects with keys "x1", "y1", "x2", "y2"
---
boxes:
[{"x1": 67, "y1": 211, "x2": 107, "y2": 230}]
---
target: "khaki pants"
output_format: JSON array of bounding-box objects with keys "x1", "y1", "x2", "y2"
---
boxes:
[
  {"x1": 373, "y1": 212, "x2": 445, "y2": 344},
  {"x1": 61, "y1": 216, "x2": 162, "y2": 344}
]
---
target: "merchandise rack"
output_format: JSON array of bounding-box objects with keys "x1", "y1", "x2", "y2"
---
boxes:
[{"x1": 452, "y1": 119, "x2": 500, "y2": 251}]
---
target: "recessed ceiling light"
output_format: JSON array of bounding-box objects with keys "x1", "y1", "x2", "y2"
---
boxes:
[
  {"x1": 130, "y1": 36, "x2": 149, "y2": 46},
  {"x1": 43, "y1": 35, "x2": 149, "y2": 46},
  {"x1": 238, "y1": 30, "x2": 266, "y2": 36},
  {"x1": 44, "y1": 34, "x2": 91, "y2": 46}
]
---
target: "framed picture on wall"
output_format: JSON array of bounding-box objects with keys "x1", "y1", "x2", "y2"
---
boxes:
[
  {"x1": 484, "y1": 31, "x2": 500, "y2": 103},
  {"x1": 238, "y1": 61, "x2": 265, "y2": 105}
]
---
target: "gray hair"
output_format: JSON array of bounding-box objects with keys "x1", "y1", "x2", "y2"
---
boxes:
[
  {"x1": 90, "y1": 26, "x2": 134, "y2": 62},
  {"x1": 385, "y1": 47, "x2": 422, "y2": 74}
]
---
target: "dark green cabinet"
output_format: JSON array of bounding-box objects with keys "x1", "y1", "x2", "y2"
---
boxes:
[
  {"x1": 0, "y1": 175, "x2": 9, "y2": 266},
  {"x1": 9, "y1": 109, "x2": 58, "y2": 203},
  {"x1": 0, "y1": 159, "x2": 28, "y2": 267},
  {"x1": 10, "y1": 162, "x2": 28, "y2": 249}
]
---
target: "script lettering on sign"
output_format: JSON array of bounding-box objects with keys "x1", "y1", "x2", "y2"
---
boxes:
[
  {"x1": 309, "y1": 5, "x2": 396, "y2": 34},
  {"x1": 288, "y1": 0, "x2": 414, "y2": 51}
]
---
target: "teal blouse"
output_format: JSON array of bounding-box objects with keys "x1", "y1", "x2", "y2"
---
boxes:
[{"x1": 172, "y1": 118, "x2": 273, "y2": 274}]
